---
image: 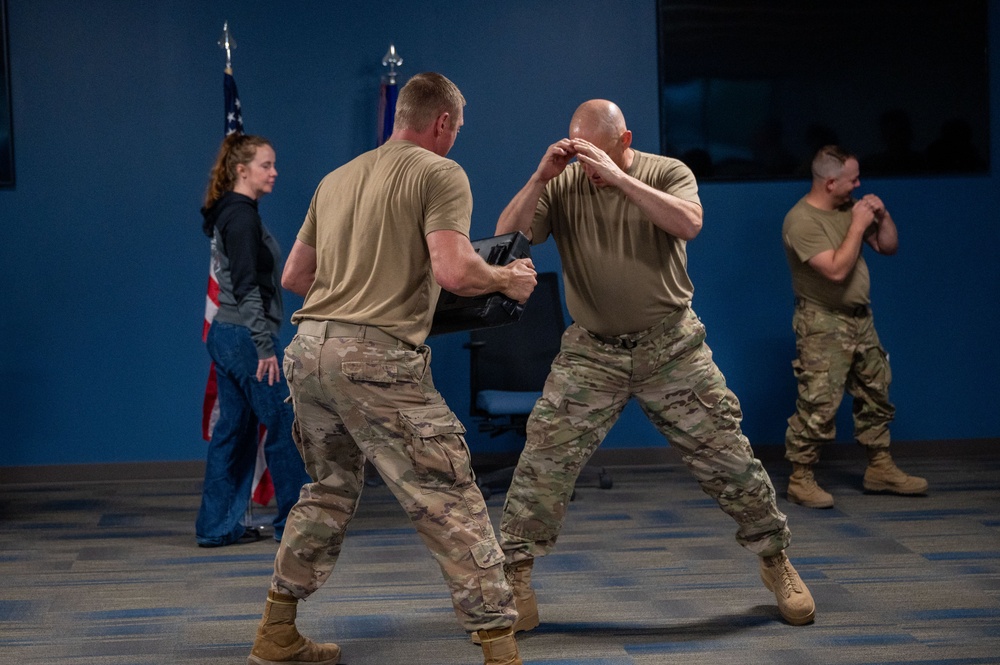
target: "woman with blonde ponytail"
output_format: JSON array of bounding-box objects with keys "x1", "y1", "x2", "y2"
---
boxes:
[{"x1": 196, "y1": 133, "x2": 309, "y2": 548}]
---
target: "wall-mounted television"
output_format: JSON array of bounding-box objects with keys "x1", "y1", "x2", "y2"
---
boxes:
[{"x1": 657, "y1": 0, "x2": 990, "y2": 180}]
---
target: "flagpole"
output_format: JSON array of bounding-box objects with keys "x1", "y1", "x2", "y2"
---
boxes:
[
  {"x1": 218, "y1": 21, "x2": 244, "y2": 137},
  {"x1": 382, "y1": 43, "x2": 402, "y2": 84},
  {"x1": 377, "y1": 43, "x2": 403, "y2": 146},
  {"x1": 219, "y1": 20, "x2": 235, "y2": 74}
]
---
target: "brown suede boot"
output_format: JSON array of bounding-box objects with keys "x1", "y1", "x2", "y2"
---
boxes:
[
  {"x1": 759, "y1": 552, "x2": 816, "y2": 626},
  {"x1": 247, "y1": 590, "x2": 341, "y2": 665},
  {"x1": 787, "y1": 463, "x2": 834, "y2": 508},
  {"x1": 863, "y1": 449, "x2": 928, "y2": 495},
  {"x1": 472, "y1": 559, "x2": 540, "y2": 645},
  {"x1": 478, "y1": 627, "x2": 522, "y2": 665},
  {"x1": 506, "y1": 559, "x2": 540, "y2": 635}
]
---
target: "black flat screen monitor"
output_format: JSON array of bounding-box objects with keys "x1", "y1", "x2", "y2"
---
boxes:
[{"x1": 657, "y1": 0, "x2": 990, "y2": 180}]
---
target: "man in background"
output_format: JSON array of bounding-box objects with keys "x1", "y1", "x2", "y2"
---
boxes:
[{"x1": 781, "y1": 145, "x2": 927, "y2": 509}]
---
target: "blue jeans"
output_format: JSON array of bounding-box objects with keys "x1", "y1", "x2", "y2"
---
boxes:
[{"x1": 196, "y1": 321, "x2": 310, "y2": 546}]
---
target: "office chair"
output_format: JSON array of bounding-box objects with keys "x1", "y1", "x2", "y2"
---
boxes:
[{"x1": 464, "y1": 272, "x2": 612, "y2": 499}]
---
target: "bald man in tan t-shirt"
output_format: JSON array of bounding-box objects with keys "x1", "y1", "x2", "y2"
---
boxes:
[{"x1": 492, "y1": 100, "x2": 815, "y2": 634}]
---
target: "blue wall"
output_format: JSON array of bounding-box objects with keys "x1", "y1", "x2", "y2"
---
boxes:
[{"x1": 2, "y1": 0, "x2": 998, "y2": 467}]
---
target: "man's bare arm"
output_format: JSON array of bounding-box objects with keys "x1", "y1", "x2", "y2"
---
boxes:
[
  {"x1": 281, "y1": 240, "x2": 317, "y2": 297},
  {"x1": 427, "y1": 230, "x2": 536, "y2": 302},
  {"x1": 496, "y1": 139, "x2": 576, "y2": 237}
]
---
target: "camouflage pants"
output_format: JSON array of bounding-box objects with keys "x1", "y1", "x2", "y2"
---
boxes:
[
  {"x1": 785, "y1": 302, "x2": 895, "y2": 465},
  {"x1": 500, "y1": 307, "x2": 790, "y2": 562},
  {"x1": 273, "y1": 322, "x2": 515, "y2": 632}
]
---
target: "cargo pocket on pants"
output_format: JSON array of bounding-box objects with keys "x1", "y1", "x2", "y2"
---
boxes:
[
  {"x1": 791, "y1": 356, "x2": 834, "y2": 409},
  {"x1": 398, "y1": 404, "x2": 472, "y2": 490},
  {"x1": 470, "y1": 538, "x2": 508, "y2": 612}
]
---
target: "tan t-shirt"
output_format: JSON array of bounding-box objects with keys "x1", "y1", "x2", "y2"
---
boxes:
[
  {"x1": 782, "y1": 197, "x2": 870, "y2": 309},
  {"x1": 531, "y1": 150, "x2": 701, "y2": 336},
  {"x1": 292, "y1": 140, "x2": 472, "y2": 346}
]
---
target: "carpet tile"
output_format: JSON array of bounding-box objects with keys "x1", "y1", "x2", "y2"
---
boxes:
[{"x1": 1, "y1": 445, "x2": 998, "y2": 663}]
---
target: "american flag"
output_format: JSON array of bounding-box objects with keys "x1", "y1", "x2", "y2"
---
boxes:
[
  {"x1": 202, "y1": 67, "x2": 274, "y2": 507},
  {"x1": 223, "y1": 68, "x2": 242, "y2": 136}
]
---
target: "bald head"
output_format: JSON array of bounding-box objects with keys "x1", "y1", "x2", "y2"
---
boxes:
[
  {"x1": 569, "y1": 99, "x2": 627, "y2": 144},
  {"x1": 568, "y1": 99, "x2": 634, "y2": 180}
]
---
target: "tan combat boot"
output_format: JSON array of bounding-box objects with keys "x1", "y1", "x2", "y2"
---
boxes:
[
  {"x1": 863, "y1": 449, "x2": 928, "y2": 495},
  {"x1": 472, "y1": 559, "x2": 540, "y2": 645},
  {"x1": 478, "y1": 626, "x2": 522, "y2": 665},
  {"x1": 759, "y1": 551, "x2": 816, "y2": 626},
  {"x1": 787, "y1": 463, "x2": 834, "y2": 508},
  {"x1": 247, "y1": 590, "x2": 341, "y2": 665}
]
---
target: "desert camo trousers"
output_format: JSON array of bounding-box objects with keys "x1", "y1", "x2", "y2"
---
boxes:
[
  {"x1": 500, "y1": 307, "x2": 790, "y2": 562},
  {"x1": 273, "y1": 322, "x2": 515, "y2": 632},
  {"x1": 785, "y1": 301, "x2": 895, "y2": 465}
]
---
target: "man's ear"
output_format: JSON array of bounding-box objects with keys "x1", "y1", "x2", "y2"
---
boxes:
[
  {"x1": 620, "y1": 130, "x2": 633, "y2": 150},
  {"x1": 435, "y1": 112, "x2": 450, "y2": 135}
]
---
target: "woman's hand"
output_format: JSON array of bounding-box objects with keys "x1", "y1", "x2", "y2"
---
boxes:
[{"x1": 256, "y1": 356, "x2": 280, "y2": 386}]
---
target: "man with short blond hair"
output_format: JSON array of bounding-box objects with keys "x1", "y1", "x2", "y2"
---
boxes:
[{"x1": 247, "y1": 72, "x2": 535, "y2": 665}]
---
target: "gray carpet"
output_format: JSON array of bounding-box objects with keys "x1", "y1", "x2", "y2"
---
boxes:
[{"x1": 1, "y1": 442, "x2": 998, "y2": 664}]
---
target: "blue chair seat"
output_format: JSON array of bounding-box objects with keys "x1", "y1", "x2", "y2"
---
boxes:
[{"x1": 476, "y1": 390, "x2": 541, "y2": 416}]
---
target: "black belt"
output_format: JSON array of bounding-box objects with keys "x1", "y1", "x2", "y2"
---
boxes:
[
  {"x1": 589, "y1": 331, "x2": 642, "y2": 349},
  {"x1": 796, "y1": 299, "x2": 870, "y2": 318}
]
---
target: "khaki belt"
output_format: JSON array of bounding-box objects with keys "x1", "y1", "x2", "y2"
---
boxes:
[
  {"x1": 296, "y1": 320, "x2": 414, "y2": 349},
  {"x1": 587, "y1": 306, "x2": 687, "y2": 349},
  {"x1": 795, "y1": 298, "x2": 870, "y2": 318}
]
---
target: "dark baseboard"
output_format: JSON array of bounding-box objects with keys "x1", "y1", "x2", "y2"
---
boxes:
[{"x1": 2, "y1": 438, "x2": 995, "y2": 486}]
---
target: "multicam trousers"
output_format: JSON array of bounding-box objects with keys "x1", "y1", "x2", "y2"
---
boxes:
[
  {"x1": 273, "y1": 320, "x2": 515, "y2": 632},
  {"x1": 500, "y1": 307, "x2": 790, "y2": 561},
  {"x1": 785, "y1": 301, "x2": 895, "y2": 465}
]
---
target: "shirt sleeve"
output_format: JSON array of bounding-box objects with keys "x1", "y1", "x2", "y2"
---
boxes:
[
  {"x1": 219, "y1": 205, "x2": 275, "y2": 358},
  {"x1": 422, "y1": 162, "x2": 473, "y2": 237},
  {"x1": 784, "y1": 213, "x2": 832, "y2": 264},
  {"x1": 529, "y1": 181, "x2": 554, "y2": 244},
  {"x1": 660, "y1": 159, "x2": 702, "y2": 206},
  {"x1": 218, "y1": 209, "x2": 261, "y2": 303}
]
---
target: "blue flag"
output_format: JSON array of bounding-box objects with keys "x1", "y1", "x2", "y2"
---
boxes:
[
  {"x1": 224, "y1": 69, "x2": 243, "y2": 135},
  {"x1": 377, "y1": 75, "x2": 397, "y2": 146}
]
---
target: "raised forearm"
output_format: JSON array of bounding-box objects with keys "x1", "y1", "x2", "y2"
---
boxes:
[
  {"x1": 428, "y1": 230, "x2": 536, "y2": 302},
  {"x1": 496, "y1": 175, "x2": 546, "y2": 237},
  {"x1": 871, "y1": 211, "x2": 899, "y2": 255},
  {"x1": 810, "y1": 224, "x2": 868, "y2": 283},
  {"x1": 616, "y1": 176, "x2": 703, "y2": 240}
]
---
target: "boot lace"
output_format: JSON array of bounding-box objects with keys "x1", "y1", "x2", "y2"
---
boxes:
[{"x1": 775, "y1": 558, "x2": 803, "y2": 596}]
